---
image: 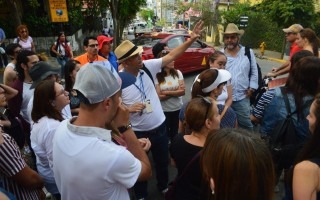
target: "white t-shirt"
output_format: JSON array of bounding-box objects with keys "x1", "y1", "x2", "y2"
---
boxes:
[
  {"x1": 216, "y1": 80, "x2": 231, "y2": 105},
  {"x1": 121, "y1": 58, "x2": 166, "y2": 131},
  {"x1": 155, "y1": 70, "x2": 183, "y2": 112},
  {"x1": 54, "y1": 42, "x2": 71, "y2": 57},
  {"x1": 6, "y1": 63, "x2": 15, "y2": 70},
  {"x1": 14, "y1": 36, "x2": 33, "y2": 51},
  {"x1": 53, "y1": 118, "x2": 141, "y2": 200},
  {"x1": 21, "y1": 82, "x2": 34, "y2": 123},
  {"x1": 27, "y1": 95, "x2": 72, "y2": 123},
  {"x1": 30, "y1": 116, "x2": 60, "y2": 193}
]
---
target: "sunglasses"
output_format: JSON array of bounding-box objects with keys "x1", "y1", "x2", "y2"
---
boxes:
[
  {"x1": 197, "y1": 95, "x2": 212, "y2": 120},
  {"x1": 20, "y1": 30, "x2": 28, "y2": 33},
  {"x1": 88, "y1": 44, "x2": 99, "y2": 48}
]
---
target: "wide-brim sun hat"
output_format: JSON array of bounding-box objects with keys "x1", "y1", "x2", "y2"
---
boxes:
[
  {"x1": 114, "y1": 40, "x2": 143, "y2": 63},
  {"x1": 29, "y1": 61, "x2": 60, "y2": 89},
  {"x1": 223, "y1": 23, "x2": 244, "y2": 36}
]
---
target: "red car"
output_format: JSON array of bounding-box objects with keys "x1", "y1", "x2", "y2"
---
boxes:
[{"x1": 131, "y1": 33, "x2": 215, "y2": 74}]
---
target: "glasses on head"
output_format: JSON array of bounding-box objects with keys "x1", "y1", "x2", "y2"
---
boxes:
[
  {"x1": 88, "y1": 44, "x2": 99, "y2": 48},
  {"x1": 197, "y1": 95, "x2": 212, "y2": 120},
  {"x1": 224, "y1": 35, "x2": 237, "y2": 40}
]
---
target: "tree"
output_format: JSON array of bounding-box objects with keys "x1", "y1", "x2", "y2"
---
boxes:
[
  {"x1": 139, "y1": 9, "x2": 155, "y2": 23},
  {"x1": 108, "y1": 0, "x2": 146, "y2": 47},
  {"x1": 259, "y1": 0, "x2": 316, "y2": 28}
]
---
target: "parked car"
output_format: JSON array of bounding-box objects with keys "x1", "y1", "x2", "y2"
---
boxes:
[{"x1": 132, "y1": 33, "x2": 215, "y2": 74}]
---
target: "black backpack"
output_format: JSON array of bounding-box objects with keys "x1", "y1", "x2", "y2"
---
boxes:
[
  {"x1": 244, "y1": 46, "x2": 264, "y2": 106},
  {"x1": 269, "y1": 87, "x2": 310, "y2": 169}
]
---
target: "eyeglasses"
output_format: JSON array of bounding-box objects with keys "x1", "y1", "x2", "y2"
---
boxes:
[
  {"x1": 20, "y1": 30, "x2": 28, "y2": 33},
  {"x1": 197, "y1": 95, "x2": 212, "y2": 120},
  {"x1": 224, "y1": 35, "x2": 237, "y2": 40},
  {"x1": 88, "y1": 44, "x2": 99, "y2": 48}
]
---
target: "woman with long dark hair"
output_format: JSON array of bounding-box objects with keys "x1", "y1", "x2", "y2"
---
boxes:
[
  {"x1": 289, "y1": 93, "x2": 320, "y2": 199},
  {"x1": 154, "y1": 43, "x2": 185, "y2": 142},
  {"x1": 201, "y1": 128, "x2": 275, "y2": 200},
  {"x1": 64, "y1": 60, "x2": 81, "y2": 116},
  {"x1": 51, "y1": 32, "x2": 73, "y2": 78},
  {"x1": 296, "y1": 28, "x2": 320, "y2": 57},
  {"x1": 30, "y1": 79, "x2": 70, "y2": 199}
]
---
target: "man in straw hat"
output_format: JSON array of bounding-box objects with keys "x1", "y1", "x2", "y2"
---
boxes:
[
  {"x1": 52, "y1": 63, "x2": 152, "y2": 200},
  {"x1": 267, "y1": 24, "x2": 303, "y2": 77},
  {"x1": 115, "y1": 20, "x2": 204, "y2": 199},
  {"x1": 221, "y1": 23, "x2": 259, "y2": 130}
]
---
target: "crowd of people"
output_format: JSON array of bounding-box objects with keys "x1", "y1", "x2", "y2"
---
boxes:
[{"x1": 0, "y1": 20, "x2": 319, "y2": 200}]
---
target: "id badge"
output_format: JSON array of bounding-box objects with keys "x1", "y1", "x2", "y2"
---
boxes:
[{"x1": 145, "y1": 99, "x2": 153, "y2": 113}]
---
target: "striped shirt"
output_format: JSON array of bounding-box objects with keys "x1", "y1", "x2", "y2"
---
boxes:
[
  {"x1": 252, "y1": 89, "x2": 275, "y2": 119},
  {"x1": 0, "y1": 133, "x2": 41, "y2": 200}
]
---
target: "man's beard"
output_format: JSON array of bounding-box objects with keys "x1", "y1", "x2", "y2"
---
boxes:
[{"x1": 225, "y1": 40, "x2": 239, "y2": 50}]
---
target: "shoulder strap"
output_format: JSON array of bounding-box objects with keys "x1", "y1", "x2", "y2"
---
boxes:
[
  {"x1": 245, "y1": 46, "x2": 253, "y2": 82},
  {"x1": 142, "y1": 63, "x2": 154, "y2": 85},
  {"x1": 281, "y1": 87, "x2": 292, "y2": 115}
]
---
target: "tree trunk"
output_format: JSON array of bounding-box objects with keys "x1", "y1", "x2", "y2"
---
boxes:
[{"x1": 5, "y1": 0, "x2": 21, "y2": 28}]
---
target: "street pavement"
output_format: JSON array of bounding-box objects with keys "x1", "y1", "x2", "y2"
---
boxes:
[{"x1": 0, "y1": 48, "x2": 286, "y2": 200}]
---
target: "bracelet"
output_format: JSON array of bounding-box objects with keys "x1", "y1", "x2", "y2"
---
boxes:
[{"x1": 118, "y1": 123, "x2": 132, "y2": 134}]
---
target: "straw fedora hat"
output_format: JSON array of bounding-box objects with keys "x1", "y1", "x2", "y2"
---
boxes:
[
  {"x1": 223, "y1": 23, "x2": 244, "y2": 35},
  {"x1": 114, "y1": 40, "x2": 143, "y2": 63}
]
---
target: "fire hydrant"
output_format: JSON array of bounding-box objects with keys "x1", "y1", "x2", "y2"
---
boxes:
[{"x1": 259, "y1": 42, "x2": 266, "y2": 56}]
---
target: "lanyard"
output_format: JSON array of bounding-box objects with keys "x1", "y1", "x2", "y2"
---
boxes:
[{"x1": 134, "y1": 72, "x2": 146, "y2": 102}]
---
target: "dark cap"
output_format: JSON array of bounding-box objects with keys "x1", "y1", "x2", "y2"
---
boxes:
[
  {"x1": 152, "y1": 43, "x2": 167, "y2": 58},
  {"x1": 29, "y1": 61, "x2": 60, "y2": 89}
]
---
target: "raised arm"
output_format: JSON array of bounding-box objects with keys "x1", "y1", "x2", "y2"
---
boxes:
[{"x1": 162, "y1": 20, "x2": 204, "y2": 67}]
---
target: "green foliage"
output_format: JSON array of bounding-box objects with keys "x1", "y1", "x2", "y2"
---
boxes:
[
  {"x1": 220, "y1": 2, "x2": 284, "y2": 52},
  {"x1": 139, "y1": 9, "x2": 155, "y2": 22},
  {"x1": 259, "y1": 0, "x2": 316, "y2": 27},
  {"x1": 156, "y1": 18, "x2": 167, "y2": 27},
  {"x1": 220, "y1": 2, "x2": 252, "y2": 26}
]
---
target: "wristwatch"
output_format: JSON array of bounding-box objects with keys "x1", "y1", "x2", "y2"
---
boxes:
[{"x1": 118, "y1": 123, "x2": 132, "y2": 134}]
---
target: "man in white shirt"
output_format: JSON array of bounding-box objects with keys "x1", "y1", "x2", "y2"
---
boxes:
[
  {"x1": 114, "y1": 20, "x2": 204, "y2": 199},
  {"x1": 52, "y1": 63, "x2": 151, "y2": 200}
]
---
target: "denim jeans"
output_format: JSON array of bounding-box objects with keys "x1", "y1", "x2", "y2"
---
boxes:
[
  {"x1": 231, "y1": 97, "x2": 253, "y2": 130},
  {"x1": 133, "y1": 122, "x2": 169, "y2": 199},
  {"x1": 56, "y1": 56, "x2": 70, "y2": 78}
]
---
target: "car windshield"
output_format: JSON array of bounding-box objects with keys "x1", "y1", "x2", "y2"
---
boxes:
[{"x1": 132, "y1": 37, "x2": 162, "y2": 47}]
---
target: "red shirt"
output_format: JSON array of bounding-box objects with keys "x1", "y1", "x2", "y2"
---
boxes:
[{"x1": 289, "y1": 42, "x2": 303, "y2": 58}]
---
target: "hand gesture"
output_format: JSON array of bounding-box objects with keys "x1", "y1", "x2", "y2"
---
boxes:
[{"x1": 190, "y1": 20, "x2": 204, "y2": 40}]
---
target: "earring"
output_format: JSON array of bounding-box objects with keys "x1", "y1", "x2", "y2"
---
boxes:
[
  {"x1": 51, "y1": 100, "x2": 56, "y2": 107},
  {"x1": 211, "y1": 189, "x2": 214, "y2": 195}
]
